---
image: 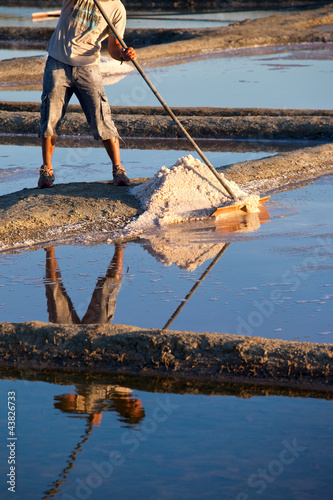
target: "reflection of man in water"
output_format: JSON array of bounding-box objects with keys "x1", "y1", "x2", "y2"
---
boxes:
[
  {"x1": 55, "y1": 384, "x2": 145, "y2": 427},
  {"x1": 44, "y1": 243, "x2": 124, "y2": 324},
  {"x1": 43, "y1": 384, "x2": 145, "y2": 498}
]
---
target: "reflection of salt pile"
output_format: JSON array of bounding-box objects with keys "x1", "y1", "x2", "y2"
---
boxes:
[
  {"x1": 140, "y1": 212, "x2": 263, "y2": 271},
  {"x1": 141, "y1": 231, "x2": 226, "y2": 271},
  {"x1": 126, "y1": 155, "x2": 259, "y2": 235}
]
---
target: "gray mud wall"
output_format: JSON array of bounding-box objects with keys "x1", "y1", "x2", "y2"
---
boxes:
[
  {"x1": 1, "y1": 143, "x2": 333, "y2": 251},
  {"x1": 1, "y1": 103, "x2": 332, "y2": 141},
  {"x1": 1, "y1": 322, "x2": 332, "y2": 392}
]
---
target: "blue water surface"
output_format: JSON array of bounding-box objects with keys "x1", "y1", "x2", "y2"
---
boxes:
[{"x1": 0, "y1": 377, "x2": 332, "y2": 500}]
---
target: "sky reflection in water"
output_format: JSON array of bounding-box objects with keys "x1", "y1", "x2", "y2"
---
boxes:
[{"x1": 0, "y1": 375, "x2": 332, "y2": 500}]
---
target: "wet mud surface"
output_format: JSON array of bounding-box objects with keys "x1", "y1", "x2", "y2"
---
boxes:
[
  {"x1": 1, "y1": 103, "x2": 332, "y2": 140},
  {"x1": 0, "y1": 177, "x2": 145, "y2": 250},
  {"x1": 1, "y1": 143, "x2": 332, "y2": 251},
  {"x1": 0, "y1": 321, "x2": 332, "y2": 392},
  {"x1": 0, "y1": 322, "x2": 333, "y2": 392}
]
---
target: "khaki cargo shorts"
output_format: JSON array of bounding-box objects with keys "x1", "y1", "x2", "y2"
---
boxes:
[{"x1": 40, "y1": 56, "x2": 118, "y2": 140}]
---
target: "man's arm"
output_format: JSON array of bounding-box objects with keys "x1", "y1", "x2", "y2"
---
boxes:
[{"x1": 108, "y1": 36, "x2": 136, "y2": 62}]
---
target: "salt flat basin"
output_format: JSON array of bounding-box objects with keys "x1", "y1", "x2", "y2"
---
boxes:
[
  {"x1": 0, "y1": 6, "x2": 332, "y2": 499},
  {"x1": 0, "y1": 6, "x2": 289, "y2": 29},
  {"x1": 1, "y1": 44, "x2": 332, "y2": 111},
  {"x1": 0, "y1": 144, "x2": 332, "y2": 347}
]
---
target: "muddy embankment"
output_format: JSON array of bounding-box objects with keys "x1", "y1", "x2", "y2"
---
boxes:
[
  {"x1": 1, "y1": 102, "x2": 333, "y2": 141},
  {"x1": 0, "y1": 322, "x2": 332, "y2": 393},
  {"x1": 1, "y1": 142, "x2": 333, "y2": 250}
]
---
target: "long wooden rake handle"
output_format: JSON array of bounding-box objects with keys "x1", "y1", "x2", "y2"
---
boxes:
[
  {"x1": 93, "y1": 0, "x2": 237, "y2": 200},
  {"x1": 32, "y1": 10, "x2": 61, "y2": 19}
]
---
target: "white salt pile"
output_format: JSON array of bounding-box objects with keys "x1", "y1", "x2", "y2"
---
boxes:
[{"x1": 125, "y1": 155, "x2": 260, "y2": 236}]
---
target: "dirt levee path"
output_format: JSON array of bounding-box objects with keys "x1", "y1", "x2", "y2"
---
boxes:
[
  {"x1": 0, "y1": 321, "x2": 332, "y2": 392},
  {"x1": 136, "y1": 4, "x2": 333, "y2": 67},
  {"x1": 1, "y1": 104, "x2": 332, "y2": 141},
  {"x1": 1, "y1": 142, "x2": 333, "y2": 251},
  {"x1": 222, "y1": 142, "x2": 333, "y2": 192},
  {"x1": 0, "y1": 178, "x2": 145, "y2": 250}
]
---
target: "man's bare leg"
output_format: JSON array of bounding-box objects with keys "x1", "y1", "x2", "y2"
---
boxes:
[
  {"x1": 42, "y1": 134, "x2": 57, "y2": 171},
  {"x1": 103, "y1": 137, "x2": 130, "y2": 186},
  {"x1": 102, "y1": 137, "x2": 121, "y2": 168},
  {"x1": 39, "y1": 135, "x2": 56, "y2": 188}
]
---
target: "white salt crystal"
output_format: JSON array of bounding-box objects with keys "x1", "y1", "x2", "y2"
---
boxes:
[{"x1": 126, "y1": 155, "x2": 259, "y2": 235}]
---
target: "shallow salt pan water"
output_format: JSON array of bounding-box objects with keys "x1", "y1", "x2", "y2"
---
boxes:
[
  {"x1": 0, "y1": 48, "x2": 45, "y2": 60},
  {"x1": 105, "y1": 46, "x2": 333, "y2": 109},
  {"x1": 0, "y1": 6, "x2": 59, "y2": 28},
  {"x1": 0, "y1": 375, "x2": 331, "y2": 500},
  {"x1": 0, "y1": 143, "x2": 273, "y2": 196},
  {"x1": 1, "y1": 45, "x2": 332, "y2": 110},
  {"x1": 0, "y1": 176, "x2": 332, "y2": 344},
  {"x1": 0, "y1": 7, "x2": 286, "y2": 28}
]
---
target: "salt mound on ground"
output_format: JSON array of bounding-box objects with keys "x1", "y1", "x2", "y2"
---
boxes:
[{"x1": 126, "y1": 155, "x2": 259, "y2": 235}]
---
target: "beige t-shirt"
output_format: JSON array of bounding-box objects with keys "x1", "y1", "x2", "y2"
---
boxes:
[{"x1": 47, "y1": 0, "x2": 126, "y2": 66}]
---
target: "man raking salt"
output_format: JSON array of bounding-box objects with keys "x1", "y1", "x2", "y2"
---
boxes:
[{"x1": 38, "y1": 0, "x2": 136, "y2": 189}]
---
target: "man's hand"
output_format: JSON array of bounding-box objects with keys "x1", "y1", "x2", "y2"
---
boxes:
[
  {"x1": 120, "y1": 46, "x2": 136, "y2": 61},
  {"x1": 108, "y1": 37, "x2": 136, "y2": 62}
]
